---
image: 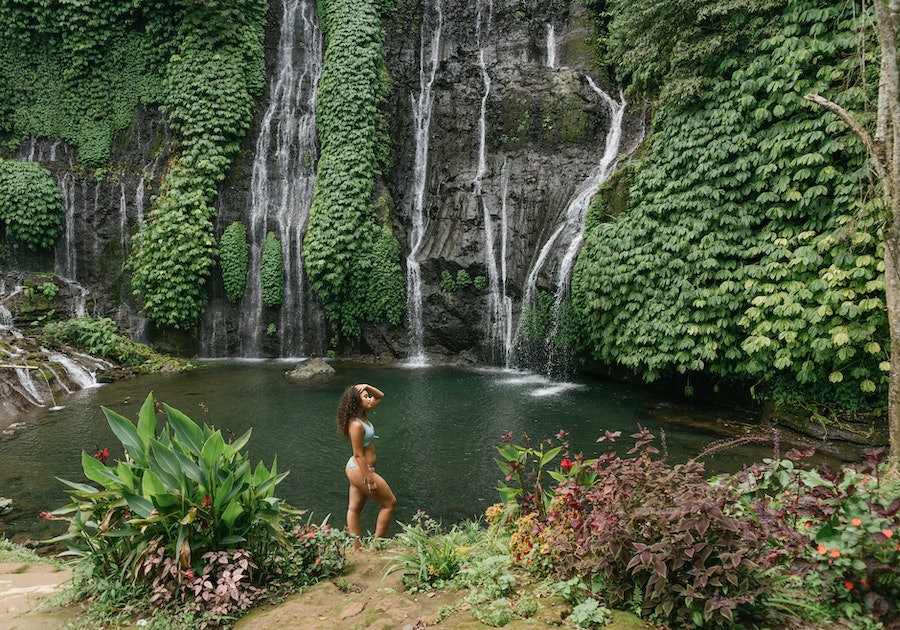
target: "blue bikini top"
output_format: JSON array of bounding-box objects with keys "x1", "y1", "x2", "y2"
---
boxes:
[{"x1": 355, "y1": 418, "x2": 378, "y2": 447}]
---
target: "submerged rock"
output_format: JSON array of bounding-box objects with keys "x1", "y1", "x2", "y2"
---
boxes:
[{"x1": 284, "y1": 357, "x2": 335, "y2": 382}]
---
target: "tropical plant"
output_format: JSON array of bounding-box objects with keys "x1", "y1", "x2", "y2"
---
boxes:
[
  {"x1": 49, "y1": 392, "x2": 290, "y2": 611},
  {"x1": 497, "y1": 428, "x2": 822, "y2": 628},
  {"x1": 219, "y1": 221, "x2": 248, "y2": 302},
  {"x1": 0, "y1": 159, "x2": 65, "y2": 250}
]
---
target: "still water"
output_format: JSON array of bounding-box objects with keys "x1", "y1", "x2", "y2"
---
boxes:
[{"x1": 1, "y1": 360, "x2": 776, "y2": 543}]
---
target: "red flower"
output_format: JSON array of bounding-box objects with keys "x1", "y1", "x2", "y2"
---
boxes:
[
  {"x1": 202, "y1": 494, "x2": 211, "y2": 507},
  {"x1": 883, "y1": 528, "x2": 894, "y2": 539},
  {"x1": 39, "y1": 511, "x2": 57, "y2": 520},
  {"x1": 844, "y1": 581, "x2": 854, "y2": 590},
  {"x1": 560, "y1": 458, "x2": 574, "y2": 471},
  {"x1": 93, "y1": 447, "x2": 110, "y2": 464}
]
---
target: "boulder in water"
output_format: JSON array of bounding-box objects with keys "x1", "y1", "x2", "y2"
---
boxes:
[{"x1": 284, "y1": 357, "x2": 335, "y2": 382}]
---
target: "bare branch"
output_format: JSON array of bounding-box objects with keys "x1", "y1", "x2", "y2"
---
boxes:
[{"x1": 804, "y1": 93, "x2": 890, "y2": 191}]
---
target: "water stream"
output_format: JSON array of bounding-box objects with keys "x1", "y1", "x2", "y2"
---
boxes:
[
  {"x1": 0, "y1": 361, "x2": 780, "y2": 544},
  {"x1": 405, "y1": 0, "x2": 443, "y2": 365}
]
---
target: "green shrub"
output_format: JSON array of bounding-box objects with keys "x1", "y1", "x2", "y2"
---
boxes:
[
  {"x1": 260, "y1": 231, "x2": 284, "y2": 308},
  {"x1": 42, "y1": 316, "x2": 188, "y2": 373},
  {"x1": 219, "y1": 221, "x2": 248, "y2": 302},
  {"x1": 0, "y1": 159, "x2": 65, "y2": 250}
]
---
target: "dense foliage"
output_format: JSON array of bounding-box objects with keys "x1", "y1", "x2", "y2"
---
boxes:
[
  {"x1": 0, "y1": 1, "x2": 172, "y2": 163},
  {"x1": 219, "y1": 221, "x2": 249, "y2": 302},
  {"x1": 260, "y1": 231, "x2": 285, "y2": 308},
  {"x1": 0, "y1": 159, "x2": 65, "y2": 250},
  {"x1": 42, "y1": 316, "x2": 191, "y2": 373},
  {"x1": 0, "y1": 0, "x2": 267, "y2": 332},
  {"x1": 49, "y1": 393, "x2": 351, "y2": 625},
  {"x1": 304, "y1": 0, "x2": 405, "y2": 339},
  {"x1": 129, "y1": 1, "x2": 267, "y2": 330},
  {"x1": 574, "y1": 0, "x2": 886, "y2": 409}
]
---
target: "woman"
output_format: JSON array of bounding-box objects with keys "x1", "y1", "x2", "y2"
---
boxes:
[{"x1": 337, "y1": 383, "x2": 396, "y2": 548}]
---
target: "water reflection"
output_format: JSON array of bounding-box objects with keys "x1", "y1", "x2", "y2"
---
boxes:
[{"x1": 1, "y1": 360, "x2": 777, "y2": 543}]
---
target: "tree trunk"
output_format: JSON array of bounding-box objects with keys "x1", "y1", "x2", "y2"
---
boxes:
[{"x1": 806, "y1": 0, "x2": 900, "y2": 473}]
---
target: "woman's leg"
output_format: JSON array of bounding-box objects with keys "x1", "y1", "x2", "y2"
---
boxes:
[
  {"x1": 367, "y1": 471, "x2": 397, "y2": 539},
  {"x1": 345, "y1": 466, "x2": 368, "y2": 548}
]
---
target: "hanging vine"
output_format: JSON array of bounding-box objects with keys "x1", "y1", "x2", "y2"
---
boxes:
[{"x1": 303, "y1": 0, "x2": 405, "y2": 339}]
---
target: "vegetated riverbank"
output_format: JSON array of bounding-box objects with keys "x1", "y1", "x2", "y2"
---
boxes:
[{"x1": 0, "y1": 541, "x2": 860, "y2": 630}]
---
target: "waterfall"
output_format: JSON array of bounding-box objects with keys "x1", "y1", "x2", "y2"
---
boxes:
[
  {"x1": 205, "y1": 0, "x2": 322, "y2": 358},
  {"x1": 515, "y1": 78, "x2": 626, "y2": 372},
  {"x1": 546, "y1": 24, "x2": 557, "y2": 68},
  {"x1": 55, "y1": 172, "x2": 77, "y2": 281},
  {"x1": 48, "y1": 352, "x2": 103, "y2": 389},
  {"x1": 405, "y1": 0, "x2": 443, "y2": 365}
]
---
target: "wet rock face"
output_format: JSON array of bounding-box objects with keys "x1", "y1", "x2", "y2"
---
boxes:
[{"x1": 383, "y1": 0, "x2": 645, "y2": 359}]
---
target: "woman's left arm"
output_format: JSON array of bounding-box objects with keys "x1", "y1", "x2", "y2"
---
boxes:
[{"x1": 357, "y1": 383, "x2": 384, "y2": 409}]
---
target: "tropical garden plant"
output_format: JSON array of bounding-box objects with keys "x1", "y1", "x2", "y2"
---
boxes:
[
  {"x1": 47, "y1": 393, "x2": 350, "y2": 625},
  {"x1": 492, "y1": 427, "x2": 899, "y2": 629}
]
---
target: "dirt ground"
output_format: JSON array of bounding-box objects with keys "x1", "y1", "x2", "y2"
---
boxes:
[{"x1": 0, "y1": 550, "x2": 651, "y2": 629}]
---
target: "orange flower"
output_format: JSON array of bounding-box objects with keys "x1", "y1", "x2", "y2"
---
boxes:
[
  {"x1": 851, "y1": 518, "x2": 862, "y2": 527},
  {"x1": 804, "y1": 521, "x2": 811, "y2": 529},
  {"x1": 830, "y1": 549, "x2": 840, "y2": 558},
  {"x1": 883, "y1": 529, "x2": 894, "y2": 539},
  {"x1": 844, "y1": 581, "x2": 854, "y2": 590},
  {"x1": 816, "y1": 544, "x2": 828, "y2": 555}
]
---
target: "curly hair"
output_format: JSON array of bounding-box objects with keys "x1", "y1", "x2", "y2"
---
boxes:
[{"x1": 336, "y1": 385, "x2": 362, "y2": 437}]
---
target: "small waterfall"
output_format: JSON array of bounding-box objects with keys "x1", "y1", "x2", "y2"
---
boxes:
[
  {"x1": 48, "y1": 352, "x2": 100, "y2": 389},
  {"x1": 14, "y1": 367, "x2": 45, "y2": 407},
  {"x1": 135, "y1": 174, "x2": 146, "y2": 226},
  {"x1": 515, "y1": 78, "x2": 626, "y2": 372},
  {"x1": 55, "y1": 172, "x2": 77, "y2": 280},
  {"x1": 405, "y1": 0, "x2": 443, "y2": 365},
  {"x1": 207, "y1": 0, "x2": 322, "y2": 358},
  {"x1": 546, "y1": 24, "x2": 557, "y2": 68}
]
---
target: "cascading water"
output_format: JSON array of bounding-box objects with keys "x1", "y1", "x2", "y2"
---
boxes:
[
  {"x1": 546, "y1": 24, "x2": 557, "y2": 68},
  {"x1": 472, "y1": 0, "x2": 515, "y2": 366},
  {"x1": 203, "y1": 0, "x2": 323, "y2": 358},
  {"x1": 514, "y1": 78, "x2": 627, "y2": 373},
  {"x1": 405, "y1": 0, "x2": 443, "y2": 365}
]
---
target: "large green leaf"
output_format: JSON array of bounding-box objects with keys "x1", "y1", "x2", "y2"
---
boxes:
[
  {"x1": 81, "y1": 451, "x2": 124, "y2": 488},
  {"x1": 136, "y1": 393, "x2": 157, "y2": 450},
  {"x1": 165, "y1": 404, "x2": 205, "y2": 455},
  {"x1": 103, "y1": 406, "x2": 145, "y2": 462}
]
